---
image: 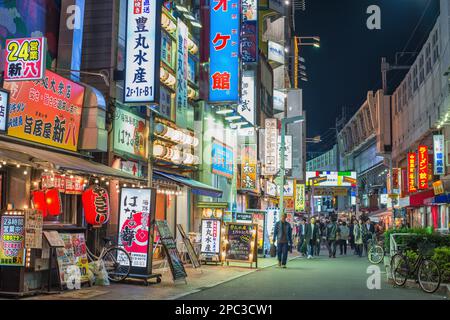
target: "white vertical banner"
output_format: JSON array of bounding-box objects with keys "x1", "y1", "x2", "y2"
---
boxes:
[
  {"x1": 263, "y1": 118, "x2": 278, "y2": 175},
  {"x1": 433, "y1": 135, "x2": 445, "y2": 175},
  {"x1": 124, "y1": 0, "x2": 159, "y2": 103},
  {"x1": 278, "y1": 135, "x2": 292, "y2": 170},
  {"x1": 176, "y1": 18, "x2": 189, "y2": 128},
  {"x1": 239, "y1": 70, "x2": 255, "y2": 126}
]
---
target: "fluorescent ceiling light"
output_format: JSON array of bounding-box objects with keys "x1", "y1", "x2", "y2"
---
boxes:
[
  {"x1": 175, "y1": 4, "x2": 189, "y2": 13},
  {"x1": 190, "y1": 21, "x2": 203, "y2": 28},
  {"x1": 234, "y1": 122, "x2": 249, "y2": 126},
  {"x1": 225, "y1": 116, "x2": 241, "y2": 121},
  {"x1": 183, "y1": 13, "x2": 196, "y2": 21},
  {"x1": 216, "y1": 109, "x2": 234, "y2": 114}
]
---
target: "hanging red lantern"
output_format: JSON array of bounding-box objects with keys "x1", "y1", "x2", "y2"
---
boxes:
[
  {"x1": 45, "y1": 188, "x2": 62, "y2": 216},
  {"x1": 32, "y1": 190, "x2": 47, "y2": 217},
  {"x1": 82, "y1": 186, "x2": 110, "y2": 227}
]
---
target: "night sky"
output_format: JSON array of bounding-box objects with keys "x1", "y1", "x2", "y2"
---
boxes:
[{"x1": 296, "y1": 0, "x2": 440, "y2": 152}]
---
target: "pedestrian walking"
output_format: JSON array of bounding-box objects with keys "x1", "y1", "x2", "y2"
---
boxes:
[
  {"x1": 354, "y1": 217, "x2": 367, "y2": 257},
  {"x1": 363, "y1": 218, "x2": 375, "y2": 256},
  {"x1": 338, "y1": 221, "x2": 349, "y2": 255},
  {"x1": 349, "y1": 218, "x2": 355, "y2": 253},
  {"x1": 304, "y1": 217, "x2": 320, "y2": 259},
  {"x1": 326, "y1": 217, "x2": 338, "y2": 258},
  {"x1": 297, "y1": 218, "x2": 307, "y2": 256},
  {"x1": 273, "y1": 213, "x2": 293, "y2": 268}
]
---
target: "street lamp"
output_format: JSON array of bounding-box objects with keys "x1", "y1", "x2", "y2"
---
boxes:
[
  {"x1": 294, "y1": 36, "x2": 320, "y2": 88},
  {"x1": 279, "y1": 115, "x2": 305, "y2": 217}
]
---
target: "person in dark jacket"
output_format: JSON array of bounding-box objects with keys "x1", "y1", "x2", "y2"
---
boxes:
[
  {"x1": 273, "y1": 213, "x2": 293, "y2": 268},
  {"x1": 349, "y1": 220, "x2": 356, "y2": 253},
  {"x1": 297, "y1": 218, "x2": 307, "y2": 256},
  {"x1": 326, "y1": 217, "x2": 339, "y2": 258},
  {"x1": 304, "y1": 217, "x2": 320, "y2": 259}
]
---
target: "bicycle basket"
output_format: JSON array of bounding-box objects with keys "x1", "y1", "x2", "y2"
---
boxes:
[{"x1": 417, "y1": 242, "x2": 436, "y2": 257}]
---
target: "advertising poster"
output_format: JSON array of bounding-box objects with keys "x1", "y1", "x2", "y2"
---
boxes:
[
  {"x1": 25, "y1": 209, "x2": 43, "y2": 249},
  {"x1": 176, "y1": 18, "x2": 189, "y2": 129},
  {"x1": 225, "y1": 223, "x2": 256, "y2": 262},
  {"x1": 4, "y1": 37, "x2": 46, "y2": 81},
  {"x1": 42, "y1": 173, "x2": 84, "y2": 194},
  {"x1": 113, "y1": 107, "x2": 147, "y2": 160},
  {"x1": 266, "y1": 208, "x2": 279, "y2": 245},
  {"x1": 433, "y1": 135, "x2": 445, "y2": 175},
  {"x1": 252, "y1": 213, "x2": 265, "y2": 252},
  {"x1": 212, "y1": 138, "x2": 234, "y2": 179},
  {"x1": 209, "y1": 0, "x2": 239, "y2": 102},
  {"x1": 240, "y1": 144, "x2": 257, "y2": 191},
  {"x1": 4, "y1": 69, "x2": 85, "y2": 151},
  {"x1": 263, "y1": 119, "x2": 278, "y2": 175},
  {"x1": 118, "y1": 188, "x2": 154, "y2": 271},
  {"x1": 295, "y1": 183, "x2": 306, "y2": 212},
  {"x1": 55, "y1": 233, "x2": 89, "y2": 285},
  {"x1": 0, "y1": 215, "x2": 25, "y2": 266},
  {"x1": 200, "y1": 219, "x2": 221, "y2": 256},
  {"x1": 124, "y1": 0, "x2": 160, "y2": 103},
  {"x1": 0, "y1": 89, "x2": 9, "y2": 132}
]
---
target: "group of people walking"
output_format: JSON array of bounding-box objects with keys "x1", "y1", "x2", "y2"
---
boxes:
[{"x1": 273, "y1": 213, "x2": 383, "y2": 268}]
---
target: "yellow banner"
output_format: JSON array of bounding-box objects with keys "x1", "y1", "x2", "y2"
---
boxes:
[{"x1": 295, "y1": 182, "x2": 305, "y2": 212}]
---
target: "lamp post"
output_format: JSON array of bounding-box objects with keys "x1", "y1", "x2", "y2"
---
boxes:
[
  {"x1": 294, "y1": 36, "x2": 320, "y2": 88},
  {"x1": 279, "y1": 115, "x2": 305, "y2": 216}
]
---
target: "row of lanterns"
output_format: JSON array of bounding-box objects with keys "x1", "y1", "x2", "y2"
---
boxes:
[
  {"x1": 161, "y1": 12, "x2": 198, "y2": 55},
  {"x1": 153, "y1": 143, "x2": 199, "y2": 165},
  {"x1": 154, "y1": 122, "x2": 199, "y2": 146}
]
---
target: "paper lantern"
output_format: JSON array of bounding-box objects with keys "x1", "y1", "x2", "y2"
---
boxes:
[
  {"x1": 32, "y1": 190, "x2": 47, "y2": 217},
  {"x1": 45, "y1": 188, "x2": 62, "y2": 216},
  {"x1": 82, "y1": 186, "x2": 110, "y2": 227}
]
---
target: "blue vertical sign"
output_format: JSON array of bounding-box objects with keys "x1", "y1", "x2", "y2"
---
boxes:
[{"x1": 209, "y1": 0, "x2": 240, "y2": 103}]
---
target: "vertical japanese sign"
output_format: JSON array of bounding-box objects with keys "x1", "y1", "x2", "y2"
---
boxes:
[
  {"x1": 25, "y1": 210, "x2": 43, "y2": 249},
  {"x1": 4, "y1": 37, "x2": 46, "y2": 81},
  {"x1": 263, "y1": 118, "x2": 278, "y2": 175},
  {"x1": 407, "y1": 152, "x2": 417, "y2": 193},
  {"x1": 241, "y1": 0, "x2": 258, "y2": 63},
  {"x1": 176, "y1": 18, "x2": 189, "y2": 129},
  {"x1": 113, "y1": 107, "x2": 147, "y2": 160},
  {"x1": 209, "y1": 0, "x2": 239, "y2": 102},
  {"x1": 0, "y1": 215, "x2": 25, "y2": 266},
  {"x1": 0, "y1": 89, "x2": 9, "y2": 132},
  {"x1": 212, "y1": 138, "x2": 234, "y2": 179},
  {"x1": 118, "y1": 188, "x2": 155, "y2": 273},
  {"x1": 124, "y1": 0, "x2": 160, "y2": 103},
  {"x1": 4, "y1": 70, "x2": 85, "y2": 151},
  {"x1": 295, "y1": 183, "x2": 305, "y2": 212},
  {"x1": 433, "y1": 135, "x2": 444, "y2": 175},
  {"x1": 200, "y1": 219, "x2": 221, "y2": 256},
  {"x1": 278, "y1": 135, "x2": 292, "y2": 170},
  {"x1": 418, "y1": 145, "x2": 428, "y2": 190},
  {"x1": 240, "y1": 144, "x2": 257, "y2": 191},
  {"x1": 239, "y1": 70, "x2": 255, "y2": 126},
  {"x1": 392, "y1": 168, "x2": 401, "y2": 194}
]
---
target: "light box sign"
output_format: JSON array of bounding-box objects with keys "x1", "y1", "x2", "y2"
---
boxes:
[
  {"x1": 239, "y1": 70, "x2": 255, "y2": 125},
  {"x1": 175, "y1": 18, "x2": 189, "y2": 129},
  {"x1": 241, "y1": 0, "x2": 258, "y2": 63},
  {"x1": 277, "y1": 179, "x2": 294, "y2": 197},
  {"x1": 263, "y1": 118, "x2": 278, "y2": 175},
  {"x1": 433, "y1": 135, "x2": 444, "y2": 175},
  {"x1": 408, "y1": 152, "x2": 417, "y2": 193},
  {"x1": 418, "y1": 145, "x2": 428, "y2": 190},
  {"x1": 4, "y1": 37, "x2": 46, "y2": 81},
  {"x1": 0, "y1": 215, "x2": 25, "y2": 266},
  {"x1": 240, "y1": 144, "x2": 257, "y2": 191},
  {"x1": 265, "y1": 180, "x2": 277, "y2": 197},
  {"x1": 201, "y1": 219, "x2": 221, "y2": 255},
  {"x1": 212, "y1": 138, "x2": 234, "y2": 179},
  {"x1": 0, "y1": 89, "x2": 9, "y2": 132},
  {"x1": 113, "y1": 107, "x2": 147, "y2": 160},
  {"x1": 124, "y1": 0, "x2": 160, "y2": 103},
  {"x1": 118, "y1": 188, "x2": 156, "y2": 275},
  {"x1": 295, "y1": 182, "x2": 305, "y2": 212},
  {"x1": 209, "y1": 0, "x2": 239, "y2": 102},
  {"x1": 306, "y1": 171, "x2": 357, "y2": 187},
  {"x1": 268, "y1": 40, "x2": 284, "y2": 65},
  {"x1": 278, "y1": 135, "x2": 292, "y2": 170},
  {"x1": 4, "y1": 70, "x2": 84, "y2": 151}
]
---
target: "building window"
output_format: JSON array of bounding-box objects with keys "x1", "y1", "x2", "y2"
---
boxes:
[
  {"x1": 419, "y1": 55, "x2": 425, "y2": 84},
  {"x1": 413, "y1": 65, "x2": 418, "y2": 91},
  {"x1": 426, "y1": 43, "x2": 432, "y2": 75}
]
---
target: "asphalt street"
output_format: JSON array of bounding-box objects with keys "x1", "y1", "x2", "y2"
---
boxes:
[{"x1": 179, "y1": 252, "x2": 448, "y2": 300}]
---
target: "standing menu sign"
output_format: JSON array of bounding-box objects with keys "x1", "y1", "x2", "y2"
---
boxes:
[
  {"x1": 225, "y1": 223, "x2": 257, "y2": 267},
  {"x1": 177, "y1": 224, "x2": 201, "y2": 268},
  {"x1": 0, "y1": 215, "x2": 25, "y2": 266},
  {"x1": 155, "y1": 220, "x2": 187, "y2": 281},
  {"x1": 24, "y1": 209, "x2": 43, "y2": 249},
  {"x1": 118, "y1": 188, "x2": 156, "y2": 277},
  {"x1": 200, "y1": 219, "x2": 222, "y2": 261},
  {"x1": 55, "y1": 233, "x2": 90, "y2": 286}
]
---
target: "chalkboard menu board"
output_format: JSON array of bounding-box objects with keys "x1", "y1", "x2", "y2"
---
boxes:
[
  {"x1": 155, "y1": 220, "x2": 187, "y2": 281},
  {"x1": 225, "y1": 223, "x2": 257, "y2": 263},
  {"x1": 177, "y1": 224, "x2": 201, "y2": 268}
]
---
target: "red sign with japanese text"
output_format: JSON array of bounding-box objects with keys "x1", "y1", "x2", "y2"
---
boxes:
[
  {"x1": 418, "y1": 145, "x2": 429, "y2": 190},
  {"x1": 4, "y1": 69, "x2": 85, "y2": 151},
  {"x1": 407, "y1": 152, "x2": 417, "y2": 193},
  {"x1": 4, "y1": 37, "x2": 46, "y2": 81}
]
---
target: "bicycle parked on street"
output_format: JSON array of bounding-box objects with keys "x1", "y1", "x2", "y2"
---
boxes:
[
  {"x1": 367, "y1": 234, "x2": 385, "y2": 264},
  {"x1": 390, "y1": 237, "x2": 441, "y2": 293},
  {"x1": 86, "y1": 237, "x2": 132, "y2": 282}
]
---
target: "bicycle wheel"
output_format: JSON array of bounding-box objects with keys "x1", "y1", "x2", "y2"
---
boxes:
[
  {"x1": 102, "y1": 247, "x2": 132, "y2": 282},
  {"x1": 418, "y1": 259, "x2": 441, "y2": 294},
  {"x1": 391, "y1": 254, "x2": 408, "y2": 287},
  {"x1": 368, "y1": 245, "x2": 384, "y2": 264}
]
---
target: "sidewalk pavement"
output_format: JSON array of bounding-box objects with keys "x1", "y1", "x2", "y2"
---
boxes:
[{"x1": 25, "y1": 253, "x2": 301, "y2": 300}]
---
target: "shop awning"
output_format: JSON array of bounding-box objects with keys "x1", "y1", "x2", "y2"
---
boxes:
[
  {"x1": 153, "y1": 170, "x2": 223, "y2": 198},
  {"x1": 0, "y1": 139, "x2": 146, "y2": 182}
]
